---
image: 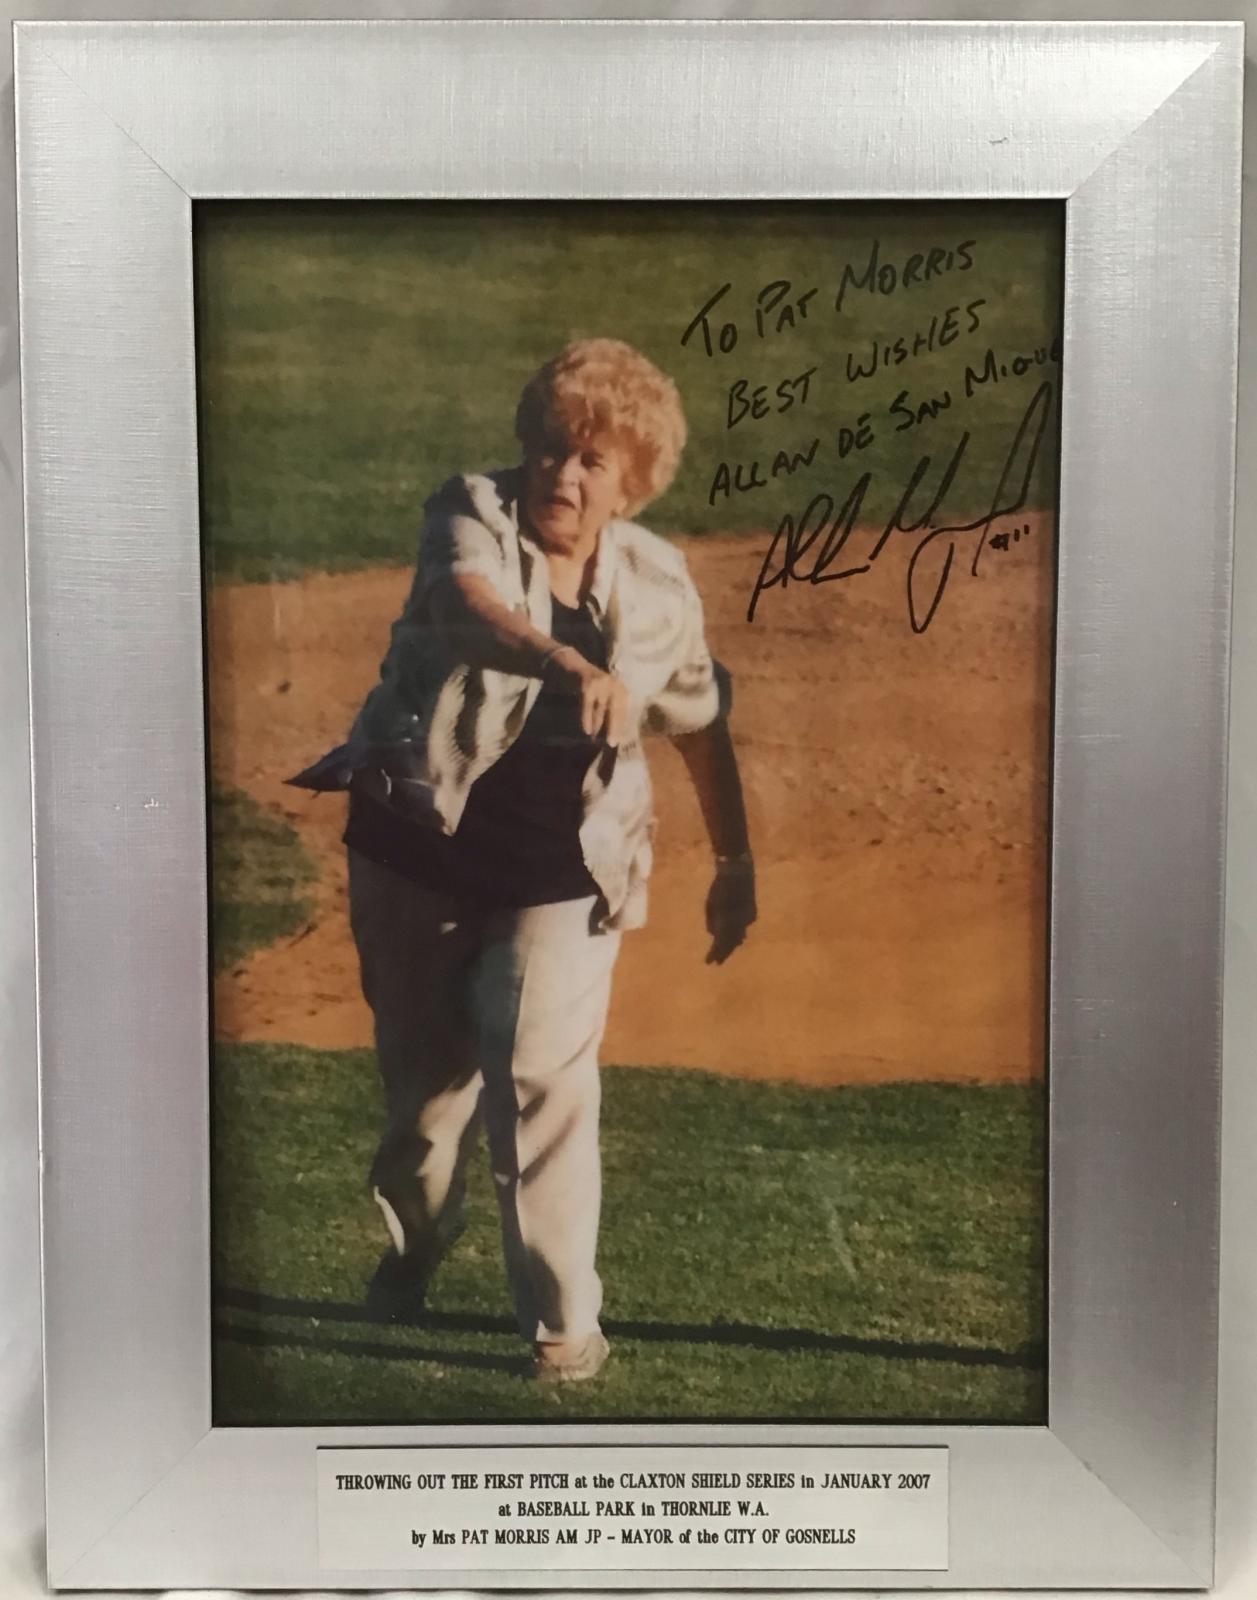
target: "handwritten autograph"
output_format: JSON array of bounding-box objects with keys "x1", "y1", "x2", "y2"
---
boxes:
[{"x1": 745, "y1": 380, "x2": 1054, "y2": 633}]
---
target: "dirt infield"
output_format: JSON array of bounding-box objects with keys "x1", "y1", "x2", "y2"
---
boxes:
[{"x1": 207, "y1": 521, "x2": 1053, "y2": 1085}]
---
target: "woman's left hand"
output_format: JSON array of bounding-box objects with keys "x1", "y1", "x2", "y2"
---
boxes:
[{"x1": 705, "y1": 856, "x2": 757, "y2": 965}]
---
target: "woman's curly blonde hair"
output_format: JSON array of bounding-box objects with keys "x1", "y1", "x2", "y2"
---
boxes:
[{"x1": 514, "y1": 338, "x2": 687, "y2": 517}]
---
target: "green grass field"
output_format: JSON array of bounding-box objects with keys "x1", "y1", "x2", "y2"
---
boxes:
[
  {"x1": 210, "y1": 784, "x2": 318, "y2": 971},
  {"x1": 195, "y1": 200, "x2": 1063, "y2": 582},
  {"x1": 213, "y1": 1044, "x2": 1045, "y2": 1424}
]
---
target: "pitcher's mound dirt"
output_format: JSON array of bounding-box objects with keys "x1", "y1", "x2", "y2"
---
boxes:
[{"x1": 207, "y1": 523, "x2": 1053, "y2": 1085}]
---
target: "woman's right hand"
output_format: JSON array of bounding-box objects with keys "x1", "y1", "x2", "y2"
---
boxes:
[{"x1": 547, "y1": 645, "x2": 631, "y2": 747}]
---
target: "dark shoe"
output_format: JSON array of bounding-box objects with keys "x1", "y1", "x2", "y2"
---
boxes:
[
  {"x1": 533, "y1": 1332, "x2": 611, "y2": 1384},
  {"x1": 364, "y1": 1248, "x2": 437, "y2": 1325},
  {"x1": 365, "y1": 1177, "x2": 467, "y2": 1323}
]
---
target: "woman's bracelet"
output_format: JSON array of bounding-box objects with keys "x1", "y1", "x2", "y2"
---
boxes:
[{"x1": 539, "y1": 640, "x2": 574, "y2": 678}]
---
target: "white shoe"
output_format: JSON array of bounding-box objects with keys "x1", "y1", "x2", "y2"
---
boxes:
[{"x1": 532, "y1": 1332, "x2": 610, "y2": 1384}]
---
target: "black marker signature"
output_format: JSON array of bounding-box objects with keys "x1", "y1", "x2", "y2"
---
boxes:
[{"x1": 746, "y1": 381, "x2": 1054, "y2": 633}]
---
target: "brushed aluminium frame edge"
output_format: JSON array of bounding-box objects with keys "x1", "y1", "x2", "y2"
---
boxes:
[{"x1": 14, "y1": 15, "x2": 1240, "y2": 1591}]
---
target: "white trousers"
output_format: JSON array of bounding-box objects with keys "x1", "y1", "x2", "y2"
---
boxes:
[{"x1": 347, "y1": 849, "x2": 621, "y2": 1342}]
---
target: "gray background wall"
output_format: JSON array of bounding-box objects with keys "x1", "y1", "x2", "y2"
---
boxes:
[{"x1": 0, "y1": 6, "x2": 1251, "y2": 1598}]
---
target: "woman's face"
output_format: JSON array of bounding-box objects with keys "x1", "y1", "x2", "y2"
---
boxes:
[{"x1": 521, "y1": 431, "x2": 630, "y2": 552}]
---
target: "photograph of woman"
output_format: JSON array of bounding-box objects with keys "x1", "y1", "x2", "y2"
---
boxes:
[
  {"x1": 289, "y1": 339, "x2": 756, "y2": 1383},
  {"x1": 204, "y1": 198, "x2": 1055, "y2": 1426}
]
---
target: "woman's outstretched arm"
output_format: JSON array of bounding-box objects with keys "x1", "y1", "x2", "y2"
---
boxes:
[
  {"x1": 429, "y1": 573, "x2": 630, "y2": 745},
  {"x1": 426, "y1": 570, "x2": 561, "y2": 675},
  {"x1": 670, "y1": 717, "x2": 756, "y2": 964}
]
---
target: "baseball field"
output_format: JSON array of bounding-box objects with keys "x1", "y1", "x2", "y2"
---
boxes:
[{"x1": 201, "y1": 201, "x2": 1058, "y2": 1422}]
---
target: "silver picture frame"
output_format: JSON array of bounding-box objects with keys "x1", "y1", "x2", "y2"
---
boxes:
[{"x1": 16, "y1": 16, "x2": 1241, "y2": 1591}]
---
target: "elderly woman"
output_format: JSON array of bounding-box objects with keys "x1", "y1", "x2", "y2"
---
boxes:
[{"x1": 292, "y1": 338, "x2": 755, "y2": 1382}]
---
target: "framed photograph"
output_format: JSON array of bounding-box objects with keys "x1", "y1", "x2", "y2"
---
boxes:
[{"x1": 18, "y1": 16, "x2": 1240, "y2": 1592}]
